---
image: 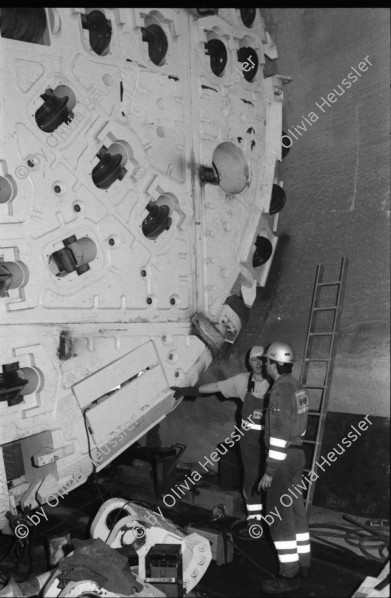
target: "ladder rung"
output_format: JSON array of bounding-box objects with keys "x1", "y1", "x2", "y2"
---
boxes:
[
  {"x1": 303, "y1": 258, "x2": 349, "y2": 512},
  {"x1": 304, "y1": 385, "x2": 325, "y2": 389},
  {"x1": 305, "y1": 358, "x2": 330, "y2": 362},
  {"x1": 309, "y1": 332, "x2": 333, "y2": 336}
]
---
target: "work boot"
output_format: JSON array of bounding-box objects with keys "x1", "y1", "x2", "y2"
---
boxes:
[
  {"x1": 234, "y1": 519, "x2": 266, "y2": 540},
  {"x1": 262, "y1": 575, "x2": 299, "y2": 594}
]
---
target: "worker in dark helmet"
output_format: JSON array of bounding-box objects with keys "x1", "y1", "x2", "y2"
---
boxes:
[
  {"x1": 258, "y1": 342, "x2": 311, "y2": 594},
  {"x1": 171, "y1": 345, "x2": 270, "y2": 537}
]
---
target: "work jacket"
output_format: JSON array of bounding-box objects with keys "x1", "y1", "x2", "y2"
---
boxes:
[{"x1": 264, "y1": 374, "x2": 309, "y2": 476}]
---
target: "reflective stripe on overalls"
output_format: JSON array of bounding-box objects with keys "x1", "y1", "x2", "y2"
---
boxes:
[
  {"x1": 264, "y1": 374, "x2": 311, "y2": 576},
  {"x1": 267, "y1": 447, "x2": 311, "y2": 575},
  {"x1": 240, "y1": 387, "x2": 266, "y2": 520}
]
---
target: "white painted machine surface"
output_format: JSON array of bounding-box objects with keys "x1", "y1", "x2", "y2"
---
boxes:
[
  {"x1": 90, "y1": 498, "x2": 212, "y2": 594},
  {"x1": 0, "y1": 499, "x2": 205, "y2": 596},
  {"x1": 0, "y1": 8, "x2": 289, "y2": 531}
]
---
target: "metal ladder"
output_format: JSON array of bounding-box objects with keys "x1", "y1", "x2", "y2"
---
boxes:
[{"x1": 300, "y1": 257, "x2": 349, "y2": 510}]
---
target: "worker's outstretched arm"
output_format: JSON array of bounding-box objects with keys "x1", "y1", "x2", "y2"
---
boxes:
[
  {"x1": 198, "y1": 382, "x2": 220, "y2": 394},
  {"x1": 170, "y1": 381, "x2": 220, "y2": 399}
]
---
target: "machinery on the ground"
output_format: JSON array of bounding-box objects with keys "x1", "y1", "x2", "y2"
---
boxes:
[
  {"x1": 0, "y1": 499, "x2": 212, "y2": 596},
  {"x1": 0, "y1": 8, "x2": 289, "y2": 533},
  {"x1": 89, "y1": 498, "x2": 212, "y2": 595}
]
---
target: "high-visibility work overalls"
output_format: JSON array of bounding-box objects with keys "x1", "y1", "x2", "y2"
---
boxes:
[
  {"x1": 264, "y1": 374, "x2": 311, "y2": 576},
  {"x1": 240, "y1": 376, "x2": 268, "y2": 522}
]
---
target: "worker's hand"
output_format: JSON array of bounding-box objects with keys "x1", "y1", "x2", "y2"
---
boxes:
[
  {"x1": 170, "y1": 386, "x2": 200, "y2": 399},
  {"x1": 258, "y1": 473, "x2": 273, "y2": 491}
]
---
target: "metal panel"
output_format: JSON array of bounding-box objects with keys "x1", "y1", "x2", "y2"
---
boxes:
[
  {"x1": 86, "y1": 365, "x2": 168, "y2": 444},
  {"x1": 3, "y1": 443, "x2": 25, "y2": 481},
  {"x1": 0, "y1": 8, "x2": 287, "y2": 529},
  {"x1": 73, "y1": 340, "x2": 159, "y2": 409}
]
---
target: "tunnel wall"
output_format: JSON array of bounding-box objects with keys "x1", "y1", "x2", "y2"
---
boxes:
[{"x1": 158, "y1": 8, "x2": 390, "y2": 518}]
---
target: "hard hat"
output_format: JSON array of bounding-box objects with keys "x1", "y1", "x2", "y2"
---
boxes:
[
  {"x1": 249, "y1": 345, "x2": 264, "y2": 360},
  {"x1": 265, "y1": 342, "x2": 294, "y2": 364}
]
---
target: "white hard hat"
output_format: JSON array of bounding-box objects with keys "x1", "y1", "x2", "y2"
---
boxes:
[
  {"x1": 249, "y1": 345, "x2": 264, "y2": 360},
  {"x1": 265, "y1": 342, "x2": 295, "y2": 364}
]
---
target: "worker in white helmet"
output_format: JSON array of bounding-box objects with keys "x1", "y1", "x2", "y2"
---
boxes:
[
  {"x1": 258, "y1": 342, "x2": 311, "y2": 593},
  {"x1": 171, "y1": 345, "x2": 270, "y2": 537}
]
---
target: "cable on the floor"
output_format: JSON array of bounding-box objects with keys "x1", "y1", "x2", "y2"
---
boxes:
[
  {"x1": 0, "y1": 513, "x2": 40, "y2": 588},
  {"x1": 309, "y1": 523, "x2": 389, "y2": 562},
  {"x1": 83, "y1": 407, "x2": 107, "y2": 506},
  {"x1": 0, "y1": 534, "x2": 31, "y2": 587},
  {"x1": 218, "y1": 543, "x2": 273, "y2": 598},
  {"x1": 227, "y1": 535, "x2": 275, "y2": 579}
]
